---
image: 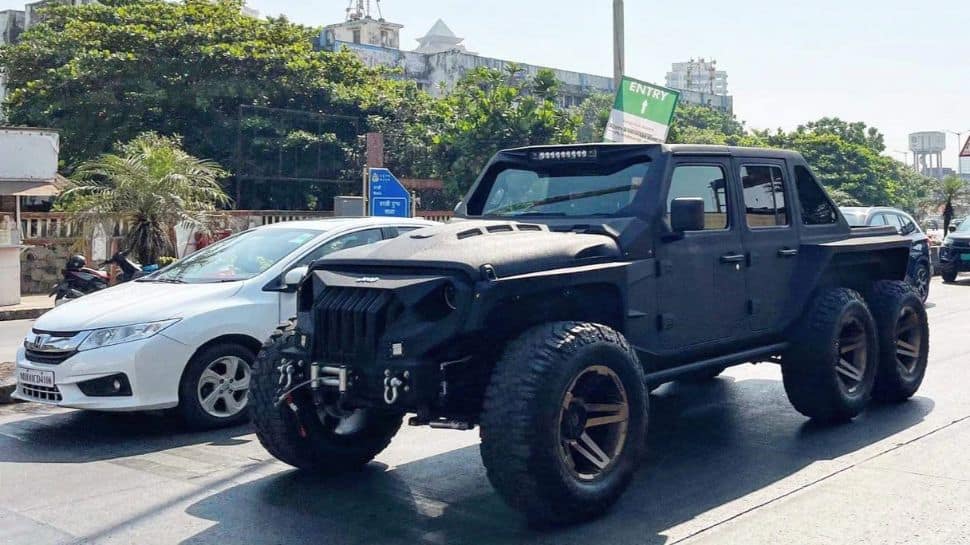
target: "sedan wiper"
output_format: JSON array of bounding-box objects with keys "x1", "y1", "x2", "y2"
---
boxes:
[{"x1": 152, "y1": 277, "x2": 186, "y2": 284}]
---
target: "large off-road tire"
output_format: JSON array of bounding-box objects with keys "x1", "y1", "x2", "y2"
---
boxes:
[
  {"x1": 782, "y1": 288, "x2": 878, "y2": 422},
  {"x1": 479, "y1": 322, "x2": 648, "y2": 525},
  {"x1": 178, "y1": 342, "x2": 255, "y2": 430},
  {"x1": 867, "y1": 281, "x2": 929, "y2": 403},
  {"x1": 250, "y1": 321, "x2": 402, "y2": 471}
]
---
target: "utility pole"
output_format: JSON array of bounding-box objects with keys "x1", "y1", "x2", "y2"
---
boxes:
[{"x1": 613, "y1": 0, "x2": 624, "y2": 90}]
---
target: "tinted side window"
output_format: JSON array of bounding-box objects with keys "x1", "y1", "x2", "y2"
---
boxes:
[
  {"x1": 666, "y1": 165, "x2": 729, "y2": 230},
  {"x1": 794, "y1": 166, "x2": 837, "y2": 225},
  {"x1": 293, "y1": 228, "x2": 383, "y2": 267},
  {"x1": 741, "y1": 165, "x2": 789, "y2": 228}
]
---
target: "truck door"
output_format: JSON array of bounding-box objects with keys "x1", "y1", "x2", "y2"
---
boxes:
[
  {"x1": 656, "y1": 159, "x2": 748, "y2": 349},
  {"x1": 734, "y1": 160, "x2": 799, "y2": 332}
]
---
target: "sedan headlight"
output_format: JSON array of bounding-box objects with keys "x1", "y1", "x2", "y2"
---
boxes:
[{"x1": 78, "y1": 319, "x2": 180, "y2": 351}]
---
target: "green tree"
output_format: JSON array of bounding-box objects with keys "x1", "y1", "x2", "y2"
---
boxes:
[
  {"x1": 668, "y1": 103, "x2": 750, "y2": 145},
  {"x1": 59, "y1": 133, "x2": 229, "y2": 264},
  {"x1": 0, "y1": 0, "x2": 424, "y2": 208},
  {"x1": 573, "y1": 92, "x2": 613, "y2": 144},
  {"x1": 930, "y1": 175, "x2": 968, "y2": 234},
  {"x1": 432, "y1": 67, "x2": 579, "y2": 198}
]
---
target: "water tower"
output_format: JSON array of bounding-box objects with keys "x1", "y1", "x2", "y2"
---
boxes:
[{"x1": 909, "y1": 131, "x2": 946, "y2": 176}]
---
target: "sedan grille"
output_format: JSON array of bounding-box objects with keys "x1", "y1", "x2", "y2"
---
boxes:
[
  {"x1": 313, "y1": 287, "x2": 394, "y2": 363},
  {"x1": 24, "y1": 349, "x2": 75, "y2": 365},
  {"x1": 19, "y1": 384, "x2": 63, "y2": 403}
]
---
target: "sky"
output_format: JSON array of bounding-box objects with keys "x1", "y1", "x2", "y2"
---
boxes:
[{"x1": 3, "y1": 0, "x2": 968, "y2": 170}]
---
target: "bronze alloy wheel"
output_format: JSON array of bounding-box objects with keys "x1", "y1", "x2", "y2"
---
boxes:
[
  {"x1": 557, "y1": 365, "x2": 630, "y2": 481},
  {"x1": 894, "y1": 306, "x2": 924, "y2": 376},
  {"x1": 836, "y1": 316, "x2": 869, "y2": 395}
]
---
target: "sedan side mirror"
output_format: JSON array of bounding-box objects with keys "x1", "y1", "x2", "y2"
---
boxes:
[
  {"x1": 670, "y1": 197, "x2": 706, "y2": 233},
  {"x1": 284, "y1": 266, "x2": 309, "y2": 290},
  {"x1": 949, "y1": 225, "x2": 957, "y2": 233}
]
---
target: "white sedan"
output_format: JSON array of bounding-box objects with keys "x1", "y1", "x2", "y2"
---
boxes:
[{"x1": 13, "y1": 217, "x2": 433, "y2": 428}]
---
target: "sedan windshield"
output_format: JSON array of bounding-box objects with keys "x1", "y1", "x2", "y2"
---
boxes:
[
  {"x1": 955, "y1": 219, "x2": 970, "y2": 233},
  {"x1": 478, "y1": 161, "x2": 650, "y2": 217},
  {"x1": 144, "y1": 228, "x2": 323, "y2": 284}
]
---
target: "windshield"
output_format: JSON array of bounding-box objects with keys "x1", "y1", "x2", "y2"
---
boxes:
[
  {"x1": 144, "y1": 228, "x2": 323, "y2": 284},
  {"x1": 477, "y1": 161, "x2": 650, "y2": 217},
  {"x1": 955, "y1": 219, "x2": 970, "y2": 233}
]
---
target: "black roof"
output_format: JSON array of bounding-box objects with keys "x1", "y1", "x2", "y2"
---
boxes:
[{"x1": 503, "y1": 142, "x2": 804, "y2": 161}]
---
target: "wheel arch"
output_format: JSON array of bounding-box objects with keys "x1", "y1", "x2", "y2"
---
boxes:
[
  {"x1": 482, "y1": 282, "x2": 625, "y2": 343},
  {"x1": 177, "y1": 333, "x2": 263, "y2": 388}
]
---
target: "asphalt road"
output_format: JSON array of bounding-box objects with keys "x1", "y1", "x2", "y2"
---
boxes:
[
  {"x1": 1, "y1": 278, "x2": 969, "y2": 545},
  {"x1": 0, "y1": 320, "x2": 33, "y2": 364}
]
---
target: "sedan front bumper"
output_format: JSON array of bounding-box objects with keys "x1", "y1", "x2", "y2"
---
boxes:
[{"x1": 12, "y1": 333, "x2": 193, "y2": 411}]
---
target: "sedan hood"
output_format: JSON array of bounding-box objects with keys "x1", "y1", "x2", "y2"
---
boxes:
[
  {"x1": 319, "y1": 220, "x2": 621, "y2": 279},
  {"x1": 34, "y1": 281, "x2": 244, "y2": 331}
]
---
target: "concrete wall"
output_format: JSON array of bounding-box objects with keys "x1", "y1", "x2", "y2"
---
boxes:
[{"x1": 20, "y1": 241, "x2": 76, "y2": 295}]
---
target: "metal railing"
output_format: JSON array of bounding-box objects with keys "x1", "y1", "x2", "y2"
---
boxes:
[{"x1": 18, "y1": 209, "x2": 453, "y2": 243}]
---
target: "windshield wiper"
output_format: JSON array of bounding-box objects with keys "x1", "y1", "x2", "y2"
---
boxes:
[
  {"x1": 153, "y1": 277, "x2": 186, "y2": 284},
  {"x1": 489, "y1": 184, "x2": 640, "y2": 216}
]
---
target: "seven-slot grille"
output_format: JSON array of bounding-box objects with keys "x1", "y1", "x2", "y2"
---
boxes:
[
  {"x1": 313, "y1": 287, "x2": 394, "y2": 363},
  {"x1": 19, "y1": 383, "x2": 63, "y2": 402}
]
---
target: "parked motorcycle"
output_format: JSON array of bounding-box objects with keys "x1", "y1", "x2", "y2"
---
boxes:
[{"x1": 50, "y1": 250, "x2": 146, "y2": 305}]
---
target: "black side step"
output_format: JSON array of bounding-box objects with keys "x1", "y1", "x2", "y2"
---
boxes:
[{"x1": 644, "y1": 342, "x2": 788, "y2": 385}]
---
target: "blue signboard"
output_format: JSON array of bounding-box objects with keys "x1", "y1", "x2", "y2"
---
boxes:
[{"x1": 368, "y1": 168, "x2": 411, "y2": 218}]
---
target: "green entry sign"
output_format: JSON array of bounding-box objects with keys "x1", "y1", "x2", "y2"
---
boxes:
[{"x1": 604, "y1": 76, "x2": 680, "y2": 144}]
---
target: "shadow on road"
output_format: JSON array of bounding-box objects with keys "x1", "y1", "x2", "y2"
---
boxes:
[
  {"x1": 0, "y1": 408, "x2": 252, "y2": 463},
  {"x1": 179, "y1": 376, "x2": 934, "y2": 545}
]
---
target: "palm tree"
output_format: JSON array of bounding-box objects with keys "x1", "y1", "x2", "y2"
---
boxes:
[
  {"x1": 930, "y1": 175, "x2": 968, "y2": 235},
  {"x1": 60, "y1": 133, "x2": 230, "y2": 264}
]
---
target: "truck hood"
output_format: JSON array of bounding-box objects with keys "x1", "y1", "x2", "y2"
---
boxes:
[
  {"x1": 319, "y1": 220, "x2": 621, "y2": 279},
  {"x1": 34, "y1": 280, "x2": 244, "y2": 331}
]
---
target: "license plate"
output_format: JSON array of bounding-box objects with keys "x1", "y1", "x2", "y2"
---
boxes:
[
  {"x1": 18, "y1": 367, "x2": 55, "y2": 388},
  {"x1": 961, "y1": 254, "x2": 970, "y2": 262}
]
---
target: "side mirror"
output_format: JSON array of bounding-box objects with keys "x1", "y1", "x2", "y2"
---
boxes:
[
  {"x1": 949, "y1": 225, "x2": 957, "y2": 233},
  {"x1": 670, "y1": 197, "x2": 706, "y2": 233},
  {"x1": 284, "y1": 266, "x2": 309, "y2": 289}
]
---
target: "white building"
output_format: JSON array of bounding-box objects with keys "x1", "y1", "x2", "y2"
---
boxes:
[
  {"x1": 321, "y1": 13, "x2": 614, "y2": 108},
  {"x1": 665, "y1": 58, "x2": 733, "y2": 113}
]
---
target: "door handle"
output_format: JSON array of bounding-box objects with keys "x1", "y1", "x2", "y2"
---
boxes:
[
  {"x1": 720, "y1": 253, "x2": 745, "y2": 263},
  {"x1": 777, "y1": 248, "x2": 799, "y2": 257}
]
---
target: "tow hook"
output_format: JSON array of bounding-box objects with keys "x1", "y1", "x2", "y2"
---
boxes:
[{"x1": 384, "y1": 370, "x2": 409, "y2": 405}]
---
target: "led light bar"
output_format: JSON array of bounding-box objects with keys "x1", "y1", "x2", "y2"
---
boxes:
[{"x1": 530, "y1": 149, "x2": 598, "y2": 161}]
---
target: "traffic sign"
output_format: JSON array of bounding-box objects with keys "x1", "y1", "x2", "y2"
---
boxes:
[
  {"x1": 961, "y1": 136, "x2": 970, "y2": 158},
  {"x1": 603, "y1": 76, "x2": 680, "y2": 144},
  {"x1": 368, "y1": 168, "x2": 412, "y2": 218}
]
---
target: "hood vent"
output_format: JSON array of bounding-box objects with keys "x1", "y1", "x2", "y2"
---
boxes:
[
  {"x1": 457, "y1": 228, "x2": 484, "y2": 240},
  {"x1": 456, "y1": 223, "x2": 547, "y2": 240},
  {"x1": 486, "y1": 225, "x2": 514, "y2": 233}
]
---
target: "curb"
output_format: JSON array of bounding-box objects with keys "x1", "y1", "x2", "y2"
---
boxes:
[{"x1": 0, "y1": 307, "x2": 51, "y2": 322}]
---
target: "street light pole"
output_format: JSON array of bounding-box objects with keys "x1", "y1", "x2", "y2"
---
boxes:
[{"x1": 613, "y1": 0, "x2": 624, "y2": 90}]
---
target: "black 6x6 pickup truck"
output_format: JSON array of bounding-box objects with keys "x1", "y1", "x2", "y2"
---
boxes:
[{"x1": 250, "y1": 144, "x2": 929, "y2": 525}]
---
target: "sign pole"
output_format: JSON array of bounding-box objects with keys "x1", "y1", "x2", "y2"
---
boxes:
[{"x1": 613, "y1": 0, "x2": 624, "y2": 90}]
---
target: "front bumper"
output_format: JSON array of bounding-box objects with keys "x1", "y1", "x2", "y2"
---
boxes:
[
  {"x1": 939, "y1": 246, "x2": 970, "y2": 272},
  {"x1": 12, "y1": 333, "x2": 193, "y2": 411}
]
